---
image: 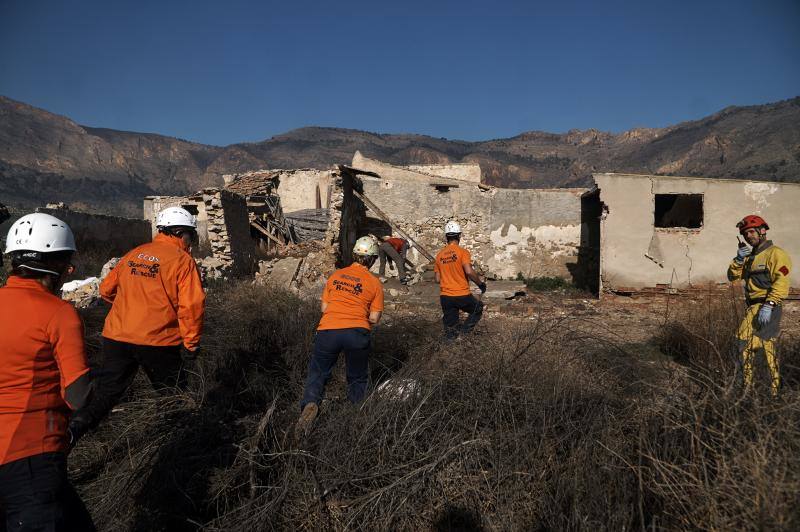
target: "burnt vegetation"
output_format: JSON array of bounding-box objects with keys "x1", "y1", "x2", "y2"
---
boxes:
[{"x1": 70, "y1": 283, "x2": 800, "y2": 530}]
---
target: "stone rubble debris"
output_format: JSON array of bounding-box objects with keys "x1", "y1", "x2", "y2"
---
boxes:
[{"x1": 61, "y1": 257, "x2": 120, "y2": 309}]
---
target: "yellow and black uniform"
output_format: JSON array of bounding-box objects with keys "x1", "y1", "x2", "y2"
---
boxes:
[
  {"x1": 727, "y1": 240, "x2": 792, "y2": 395},
  {"x1": 0, "y1": 276, "x2": 95, "y2": 530},
  {"x1": 434, "y1": 242, "x2": 483, "y2": 338},
  {"x1": 301, "y1": 263, "x2": 384, "y2": 408}
]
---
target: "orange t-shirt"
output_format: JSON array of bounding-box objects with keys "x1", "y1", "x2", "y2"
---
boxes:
[
  {"x1": 434, "y1": 242, "x2": 472, "y2": 297},
  {"x1": 318, "y1": 263, "x2": 384, "y2": 331},
  {"x1": 101, "y1": 233, "x2": 205, "y2": 350},
  {"x1": 0, "y1": 277, "x2": 91, "y2": 465}
]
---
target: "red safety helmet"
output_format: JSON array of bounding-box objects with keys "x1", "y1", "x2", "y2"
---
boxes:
[{"x1": 736, "y1": 215, "x2": 769, "y2": 234}]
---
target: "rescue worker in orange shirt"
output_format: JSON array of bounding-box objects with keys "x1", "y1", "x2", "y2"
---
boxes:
[
  {"x1": 296, "y1": 236, "x2": 385, "y2": 431},
  {"x1": 378, "y1": 235, "x2": 410, "y2": 283},
  {"x1": 0, "y1": 213, "x2": 95, "y2": 531},
  {"x1": 435, "y1": 221, "x2": 486, "y2": 340},
  {"x1": 69, "y1": 207, "x2": 205, "y2": 442}
]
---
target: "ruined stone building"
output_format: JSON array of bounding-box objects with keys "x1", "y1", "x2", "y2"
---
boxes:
[
  {"x1": 333, "y1": 155, "x2": 800, "y2": 295},
  {"x1": 590, "y1": 173, "x2": 800, "y2": 294},
  {"x1": 337, "y1": 153, "x2": 589, "y2": 282},
  {"x1": 139, "y1": 156, "x2": 800, "y2": 296}
]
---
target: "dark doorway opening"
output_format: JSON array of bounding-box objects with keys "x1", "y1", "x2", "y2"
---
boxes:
[{"x1": 568, "y1": 188, "x2": 602, "y2": 295}]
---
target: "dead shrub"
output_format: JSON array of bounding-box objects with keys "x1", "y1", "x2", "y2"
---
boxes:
[
  {"x1": 69, "y1": 282, "x2": 800, "y2": 531},
  {"x1": 642, "y1": 292, "x2": 800, "y2": 530}
]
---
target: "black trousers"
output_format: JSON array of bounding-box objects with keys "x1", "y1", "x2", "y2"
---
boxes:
[
  {"x1": 72, "y1": 337, "x2": 186, "y2": 434},
  {"x1": 0, "y1": 452, "x2": 95, "y2": 532},
  {"x1": 440, "y1": 295, "x2": 483, "y2": 339}
]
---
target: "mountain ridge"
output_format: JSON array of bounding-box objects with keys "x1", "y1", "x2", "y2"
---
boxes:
[{"x1": 1, "y1": 94, "x2": 798, "y2": 216}]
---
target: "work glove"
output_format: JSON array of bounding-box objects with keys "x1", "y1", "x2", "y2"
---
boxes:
[
  {"x1": 734, "y1": 245, "x2": 750, "y2": 264},
  {"x1": 67, "y1": 412, "x2": 91, "y2": 452},
  {"x1": 478, "y1": 282, "x2": 487, "y2": 294},
  {"x1": 180, "y1": 346, "x2": 199, "y2": 362},
  {"x1": 757, "y1": 304, "x2": 773, "y2": 327}
]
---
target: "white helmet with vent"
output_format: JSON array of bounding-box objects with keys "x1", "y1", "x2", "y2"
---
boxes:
[
  {"x1": 353, "y1": 236, "x2": 379, "y2": 256},
  {"x1": 444, "y1": 221, "x2": 462, "y2": 234},
  {"x1": 5, "y1": 213, "x2": 76, "y2": 254},
  {"x1": 156, "y1": 207, "x2": 197, "y2": 229}
]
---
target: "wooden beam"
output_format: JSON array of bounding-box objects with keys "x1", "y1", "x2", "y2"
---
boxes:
[
  {"x1": 250, "y1": 221, "x2": 285, "y2": 248},
  {"x1": 351, "y1": 189, "x2": 436, "y2": 263}
]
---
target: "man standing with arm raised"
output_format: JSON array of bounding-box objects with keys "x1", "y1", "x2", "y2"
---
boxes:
[{"x1": 728, "y1": 215, "x2": 792, "y2": 397}]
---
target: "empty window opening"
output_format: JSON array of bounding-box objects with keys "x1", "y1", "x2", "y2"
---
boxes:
[
  {"x1": 654, "y1": 194, "x2": 703, "y2": 229},
  {"x1": 182, "y1": 204, "x2": 199, "y2": 215}
]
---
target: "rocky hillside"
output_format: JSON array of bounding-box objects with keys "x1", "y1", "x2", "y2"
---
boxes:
[{"x1": 1, "y1": 95, "x2": 798, "y2": 215}]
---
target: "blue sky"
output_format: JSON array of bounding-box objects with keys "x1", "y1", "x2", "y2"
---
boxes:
[{"x1": 1, "y1": 0, "x2": 798, "y2": 145}]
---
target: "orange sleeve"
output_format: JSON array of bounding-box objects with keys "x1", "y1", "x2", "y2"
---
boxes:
[
  {"x1": 434, "y1": 257, "x2": 440, "y2": 275},
  {"x1": 99, "y1": 260, "x2": 121, "y2": 303},
  {"x1": 370, "y1": 280, "x2": 384, "y2": 312},
  {"x1": 461, "y1": 248, "x2": 472, "y2": 266},
  {"x1": 176, "y1": 256, "x2": 205, "y2": 351},
  {"x1": 48, "y1": 304, "x2": 91, "y2": 410}
]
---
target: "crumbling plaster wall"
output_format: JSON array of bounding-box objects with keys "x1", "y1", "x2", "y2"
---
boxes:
[
  {"x1": 355, "y1": 157, "x2": 585, "y2": 279},
  {"x1": 488, "y1": 189, "x2": 584, "y2": 279},
  {"x1": 223, "y1": 169, "x2": 333, "y2": 213},
  {"x1": 272, "y1": 169, "x2": 333, "y2": 213},
  {"x1": 595, "y1": 173, "x2": 800, "y2": 291}
]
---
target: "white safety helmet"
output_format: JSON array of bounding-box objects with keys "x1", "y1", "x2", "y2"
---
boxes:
[
  {"x1": 4, "y1": 213, "x2": 76, "y2": 254},
  {"x1": 353, "y1": 236, "x2": 379, "y2": 256},
  {"x1": 156, "y1": 207, "x2": 197, "y2": 229},
  {"x1": 444, "y1": 221, "x2": 462, "y2": 235}
]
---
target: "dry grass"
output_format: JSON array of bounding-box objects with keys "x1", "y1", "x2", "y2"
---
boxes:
[{"x1": 70, "y1": 283, "x2": 800, "y2": 531}]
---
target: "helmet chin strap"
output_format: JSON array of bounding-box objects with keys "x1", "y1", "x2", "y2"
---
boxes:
[{"x1": 18, "y1": 264, "x2": 62, "y2": 276}]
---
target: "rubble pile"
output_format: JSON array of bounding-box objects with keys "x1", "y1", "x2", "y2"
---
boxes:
[
  {"x1": 61, "y1": 257, "x2": 120, "y2": 308},
  {"x1": 254, "y1": 242, "x2": 337, "y2": 296}
]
